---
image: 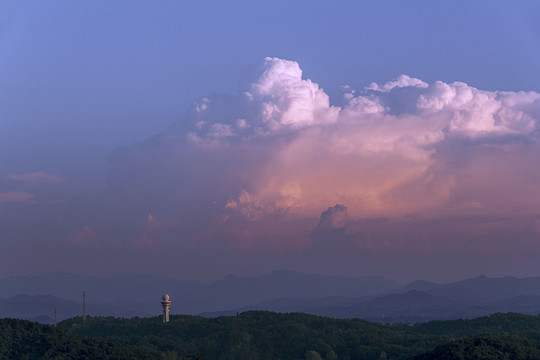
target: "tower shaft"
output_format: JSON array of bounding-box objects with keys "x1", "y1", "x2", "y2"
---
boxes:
[{"x1": 161, "y1": 300, "x2": 171, "y2": 322}]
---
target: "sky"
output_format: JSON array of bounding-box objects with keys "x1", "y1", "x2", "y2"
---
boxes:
[{"x1": 1, "y1": 0, "x2": 540, "y2": 284}]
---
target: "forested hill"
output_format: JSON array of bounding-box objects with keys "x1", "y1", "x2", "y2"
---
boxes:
[
  {"x1": 5, "y1": 312, "x2": 540, "y2": 359},
  {"x1": 59, "y1": 312, "x2": 437, "y2": 359},
  {"x1": 0, "y1": 318, "x2": 155, "y2": 360},
  {"x1": 414, "y1": 334, "x2": 540, "y2": 360},
  {"x1": 59, "y1": 311, "x2": 540, "y2": 360}
]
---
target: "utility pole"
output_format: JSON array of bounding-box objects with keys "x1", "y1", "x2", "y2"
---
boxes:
[{"x1": 82, "y1": 291, "x2": 87, "y2": 321}]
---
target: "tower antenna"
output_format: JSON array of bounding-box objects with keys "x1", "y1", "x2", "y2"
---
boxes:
[
  {"x1": 82, "y1": 291, "x2": 86, "y2": 321},
  {"x1": 54, "y1": 307, "x2": 57, "y2": 326}
]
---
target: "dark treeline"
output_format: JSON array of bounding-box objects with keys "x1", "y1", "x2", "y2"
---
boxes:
[
  {"x1": 0, "y1": 318, "x2": 154, "y2": 359},
  {"x1": 4, "y1": 312, "x2": 540, "y2": 359},
  {"x1": 60, "y1": 311, "x2": 438, "y2": 360},
  {"x1": 59, "y1": 311, "x2": 540, "y2": 360},
  {"x1": 414, "y1": 334, "x2": 540, "y2": 360}
]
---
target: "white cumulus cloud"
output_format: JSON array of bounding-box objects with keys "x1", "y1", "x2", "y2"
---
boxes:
[{"x1": 105, "y1": 57, "x2": 540, "y2": 253}]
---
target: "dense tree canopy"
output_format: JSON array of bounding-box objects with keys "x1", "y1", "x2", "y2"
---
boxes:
[
  {"x1": 59, "y1": 312, "x2": 440, "y2": 360},
  {"x1": 0, "y1": 318, "x2": 154, "y2": 359},
  {"x1": 414, "y1": 334, "x2": 540, "y2": 360},
  {"x1": 4, "y1": 312, "x2": 540, "y2": 359}
]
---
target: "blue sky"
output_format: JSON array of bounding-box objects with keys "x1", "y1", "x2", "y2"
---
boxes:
[
  {"x1": 1, "y1": 1, "x2": 540, "y2": 281},
  {"x1": 3, "y1": 1, "x2": 539, "y2": 153}
]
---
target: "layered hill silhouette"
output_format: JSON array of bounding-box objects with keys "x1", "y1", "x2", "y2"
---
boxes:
[
  {"x1": 0, "y1": 270, "x2": 398, "y2": 321},
  {"x1": 6, "y1": 310, "x2": 540, "y2": 359},
  {"x1": 3, "y1": 271, "x2": 540, "y2": 323},
  {"x1": 0, "y1": 294, "x2": 153, "y2": 323},
  {"x1": 202, "y1": 275, "x2": 540, "y2": 322}
]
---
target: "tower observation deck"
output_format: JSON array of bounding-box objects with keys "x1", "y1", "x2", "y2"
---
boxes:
[{"x1": 161, "y1": 294, "x2": 171, "y2": 323}]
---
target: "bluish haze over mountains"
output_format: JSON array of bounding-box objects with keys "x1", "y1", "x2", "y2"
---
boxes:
[{"x1": 4, "y1": 272, "x2": 540, "y2": 324}]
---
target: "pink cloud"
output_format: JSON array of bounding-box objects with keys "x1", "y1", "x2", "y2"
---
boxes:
[
  {"x1": 0, "y1": 191, "x2": 33, "y2": 203},
  {"x1": 4, "y1": 171, "x2": 65, "y2": 185},
  {"x1": 176, "y1": 60, "x2": 539, "y2": 225},
  {"x1": 69, "y1": 226, "x2": 97, "y2": 246},
  {"x1": 106, "y1": 57, "x2": 540, "y2": 258},
  {"x1": 134, "y1": 232, "x2": 155, "y2": 248},
  {"x1": 131, "y1": 213, "x2": 167, "y2": 249},
  {"x1": 146, "y1": 213, "x2": 161, "y2": 227}
]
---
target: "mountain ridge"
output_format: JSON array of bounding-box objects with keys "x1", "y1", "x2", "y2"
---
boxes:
[
  {"x1": 4, "y1": 272, "x2": 540, "y2": 324},
  {"x1": 0, "y1": 269, "x2": 399, "y2": 317}
]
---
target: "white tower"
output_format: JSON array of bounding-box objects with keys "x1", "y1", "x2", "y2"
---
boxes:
[{"x1": 161, "y1": 294, "x2": 171, "y2": 323}]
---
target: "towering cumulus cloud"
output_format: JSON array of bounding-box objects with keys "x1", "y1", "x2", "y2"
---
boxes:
[
  {"x1": 107, "y1": 57, "x2": 540, "y2": 260},
  {"x1": 185, "y1": 57, "x2": 339, "y2": 143}
]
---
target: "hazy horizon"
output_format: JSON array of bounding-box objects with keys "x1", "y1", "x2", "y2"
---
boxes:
[
  {"x1": 0, "y1": 268, "x2": 535, "y2": 288},
  {"x1": 2, "y1": 1, "x2": 540, "y2": 284}
]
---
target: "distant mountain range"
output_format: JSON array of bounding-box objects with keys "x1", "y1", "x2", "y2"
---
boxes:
[
  {"x1": 2, "y1": 271, "x2": 540, "y2": 324},
  {"x1": 0, "y1": 270, "x2": 398, "y2": 322},
  {"x1": 0, "y1": 294, "x2": 154, "y2": 324},
  {"x1": 202, "y1": 275, "x2": 540, "y2": 323}
]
